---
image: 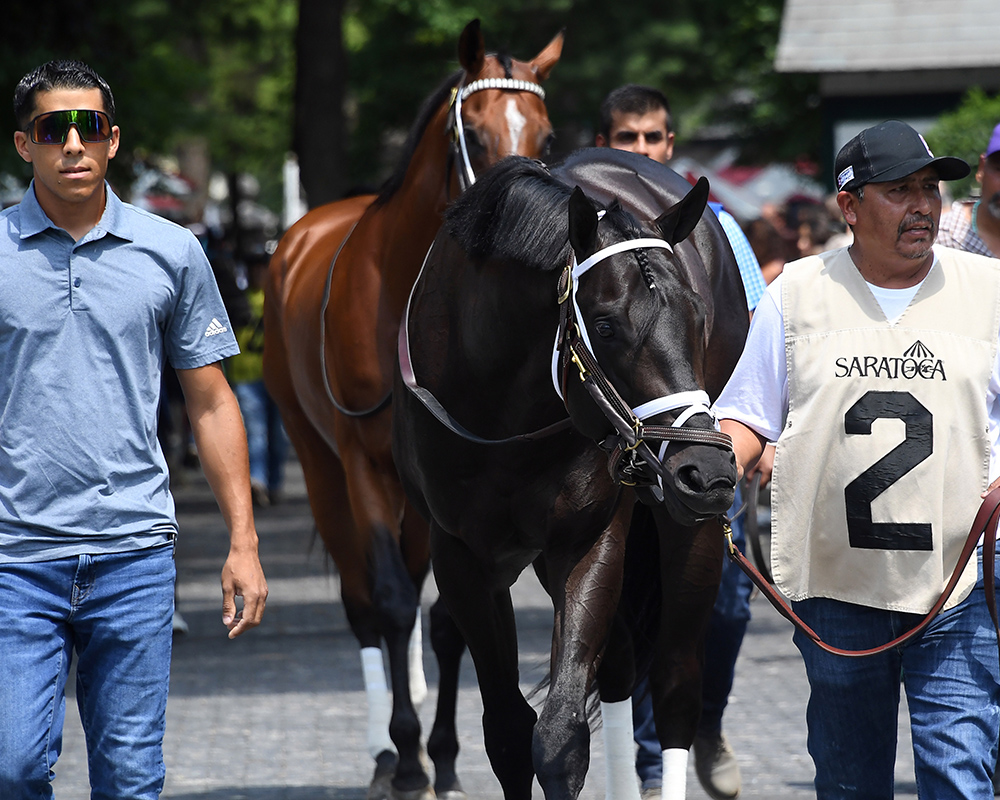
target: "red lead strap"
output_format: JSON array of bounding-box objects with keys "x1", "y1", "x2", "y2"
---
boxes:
[{"x1": 724, "y1": 484, "x2": 1000, "y2": 658}]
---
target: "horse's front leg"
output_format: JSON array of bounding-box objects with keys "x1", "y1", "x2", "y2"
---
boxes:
[
  {"x1": 649, "y1": 513, "x2": 724, "y2": 800},
  {"x1": 533, "y1": 504, "x2": 633, "y2": 800},
  {"x1": 430, "y1": 521, "x2": 537, "y2": 800},
  {"x1": 340, "y1": 434, "x2": 432, "y2": 800}
]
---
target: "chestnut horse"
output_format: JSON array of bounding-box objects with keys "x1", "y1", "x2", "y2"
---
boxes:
[
  {"x1": 392, "y1": 151, "x2": 747, "y2": 800},
  {"x1": 263, "y1": 20, "x2": 562, "y2": 800}
]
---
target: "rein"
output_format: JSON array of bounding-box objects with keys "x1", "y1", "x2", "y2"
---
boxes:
[
  {"x1": 723, "y1": 484, "x2": 1000, "y2": 657},
  {"x1": 318, "y1": 218, "x2": 393, "y2": 418},
  {"x1": 397, "y1": 243, "x2": 572, "y2": 444}
]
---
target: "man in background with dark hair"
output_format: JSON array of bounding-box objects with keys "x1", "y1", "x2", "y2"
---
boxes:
[
  {"x1": 596, "y1": 84, "x2": 675, "y2": 165},
  {"x1": 0, "y1": 59, "x2": 267, "y2": 799}
]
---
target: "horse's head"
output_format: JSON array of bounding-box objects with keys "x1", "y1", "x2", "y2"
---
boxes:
[
  {"x1": 448, "y1": 19, "x2": 562, "y2": 188},
  {"x1": 559, "y1": 180, "x2": 737, "y2": 526}
]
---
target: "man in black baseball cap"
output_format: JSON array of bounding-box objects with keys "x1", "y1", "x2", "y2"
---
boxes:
[
  {"x1": 834, "y1": 119, "x2": 970, "y2": 285},
  {"x1": 712, "y1": 120, "x2": 1000, "y2": 797}
]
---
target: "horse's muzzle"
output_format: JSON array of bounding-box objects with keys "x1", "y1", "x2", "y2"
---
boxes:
[{"x1": 656, "y1": 444, "x2": 737, "y2": 524}]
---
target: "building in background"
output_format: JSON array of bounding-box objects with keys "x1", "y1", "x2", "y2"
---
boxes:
[{"x1": 775, "y1": 0, "x2": 1000, "y2": 189}]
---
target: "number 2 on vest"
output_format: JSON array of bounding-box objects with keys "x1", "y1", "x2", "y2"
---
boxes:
[{"x1": 844, "y1": 390, "x2": 933, "y2": 550}]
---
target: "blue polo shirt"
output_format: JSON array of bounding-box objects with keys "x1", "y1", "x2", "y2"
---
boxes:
[{"x1": 0, "y1": 183, "x2": 239, "y2": 562}]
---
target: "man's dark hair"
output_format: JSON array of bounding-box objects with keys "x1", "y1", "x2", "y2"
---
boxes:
[
  {"x1": 13, "y1": 60, "x2": 115, "y2": 130},
  {"x1": 598, "y1": 84, "x2": 671, "y2": 140}
]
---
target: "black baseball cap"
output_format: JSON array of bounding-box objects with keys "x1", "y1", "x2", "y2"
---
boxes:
[{"x1": 834, "y1": 120, "x2": 969, "y2": 192}]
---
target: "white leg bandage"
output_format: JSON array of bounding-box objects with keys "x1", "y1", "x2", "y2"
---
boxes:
[
  {"x1": 408, "y1": 607, "x2": 428, "y2": 710},
  {"x1": 601, "y1": 700, "x2": 641, "y2": 800},
  {"x1": 662, "y1": 748, "x2": 688, "y2": 800},
  {"x1": 361, "y1": 646, "x2": 396, "y2": 759}
]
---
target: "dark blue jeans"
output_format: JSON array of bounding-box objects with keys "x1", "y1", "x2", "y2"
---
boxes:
[
  {"x1": 634, "y1": 484, "x2": 754, "y2": 786},
  {"x1": 0, "y1": 544, "x2": 175, "y2": 799},
  {"x1": 792, "y1": 545, "x2": 1000, "y2": 800}
]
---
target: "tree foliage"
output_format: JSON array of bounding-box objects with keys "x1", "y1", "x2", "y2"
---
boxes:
[
  {"x1": 0, "y1": 0, "x2": 295, "y2": 210},
  {"x1": 1, "y1": 0, "x2": 817, "y2": 213},
  {"x1": 342, "y1": 0, "x2": 820, "y2": 188},
  {"x1": 925, "y1": 88, "x2": 1000, "y2": 201}
]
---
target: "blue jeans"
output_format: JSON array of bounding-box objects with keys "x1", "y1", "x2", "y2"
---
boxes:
[
  {"x1": 234, "y1": 379, "x2": 289, "y2": 493},
  {"x1": 634, "y1": 484, "x2": 754, "y2": 786},
  {"x1": 0, "y1": 544, "x2": 176, "y2": 800},
  {"x1": 792, "y1": 546, "x2": 1000, "y2": 800}
]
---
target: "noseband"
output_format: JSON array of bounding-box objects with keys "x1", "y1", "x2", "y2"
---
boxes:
[
  {"x1": 552, "y1": 236, "x2": 732, "y2": 495},
  {"x1": 448, "y1": 76, "x2": 547, "y2": 193}
]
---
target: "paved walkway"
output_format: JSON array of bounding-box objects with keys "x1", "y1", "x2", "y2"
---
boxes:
[{"x1": 51, "y1": 457, "x2": 919, "y2": 799}]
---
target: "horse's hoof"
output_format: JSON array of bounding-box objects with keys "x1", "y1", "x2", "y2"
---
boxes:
[
  {"x1": 433, "y1": 775, "x2": 465, "y2": 800},
  {"x1": 368, "y1": 773, "x2": 394, "y2": 800},
  {"x1": 391, "y1": 786, "x2": 435, "y2": 800},
  {"x1": 368, "y1": 751, "x2": 398, "y2": 800}
]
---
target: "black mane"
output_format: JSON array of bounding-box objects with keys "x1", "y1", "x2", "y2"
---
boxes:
[
  {"x1": 374, "y1": 70, "x2": 463, "y2": 207},
  {"x1": 445, "y1": 156, "x2": 654, "y2": 273},
  {"x1": 445, "y1": 157, "x2": 571, "y2": 271}
]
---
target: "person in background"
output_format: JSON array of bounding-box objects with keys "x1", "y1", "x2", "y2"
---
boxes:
[
  {"x1": 597, "y1": 83, "x2": 767, "y2": 800},
  {"x1": 792, "y1": 201, "x2": 844, "y2": 259},
  {"x1": 0, "y1": 59, "x2": 267, "y2": 799},
  {"x1": 937, "y1": 121, "x2": 1000, "y2": 259},
  {"x1": 717, "y1": 119, "x2": 1000, "y2": 798},
  {"x1": 228, "y1": 244, "x2": 289, "y2": 507},
  {"x1": 743, "y1": 216, "x2": 795, "y2": 285}
]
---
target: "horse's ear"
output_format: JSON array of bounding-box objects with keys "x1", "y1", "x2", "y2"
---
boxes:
[
  {"x1": 654, "y1": 176, "x2": 710, "y2": 245},
  {"x1": 458, "y1": 19, "x2": 485, "y2": 76},
  {"x1": 569, "y1": 187, "x2": 599, "y2": 262},
  {"x1": 531, "y1": 29, "x2": 565, "y2": 81}
]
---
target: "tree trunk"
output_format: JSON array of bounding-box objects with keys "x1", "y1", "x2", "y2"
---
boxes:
[{"x1": 294, "y1": 0, "x2": 347, "y2": 208}]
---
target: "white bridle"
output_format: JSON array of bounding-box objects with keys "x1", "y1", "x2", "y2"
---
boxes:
[{"x1": 451, "y1": 78, "x2": 547, "y2": 189}]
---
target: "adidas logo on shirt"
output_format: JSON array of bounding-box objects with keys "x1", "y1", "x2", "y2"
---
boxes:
[{"x1": 204, "y1": 318, "x2": 228, "y2": 337}]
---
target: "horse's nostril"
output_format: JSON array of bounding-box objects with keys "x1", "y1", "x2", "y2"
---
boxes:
[
  {"x1": 675, "y1": 461, "x2": 736, "y2": 496},
  {"x1": 676, "y1": 464, "x2": 708, "y2": 493}
]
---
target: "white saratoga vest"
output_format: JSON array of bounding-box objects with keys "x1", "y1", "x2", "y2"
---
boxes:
[{"x1": 772, "y1": 246, "x2": 1000, "y2": 613}]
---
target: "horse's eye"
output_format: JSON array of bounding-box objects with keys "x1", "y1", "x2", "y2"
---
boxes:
[
  {"x1": 594, "y1": 320, "x2": 615, "y2": 338},
  {"x1": 542, "y1": 132, "x2": 556, "y2": 158},
  {"x1": 463, "y1": 127, "x2": 483, "y2": 155}
]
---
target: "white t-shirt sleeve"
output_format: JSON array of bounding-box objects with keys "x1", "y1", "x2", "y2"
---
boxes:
[{"x1": 712, "y1": 275, "x2": 787, "y2": 442}]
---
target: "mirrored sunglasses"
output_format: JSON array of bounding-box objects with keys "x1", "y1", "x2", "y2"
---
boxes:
[{"x1": 26, "y1": 109, "x2": 113, "y2": 145}]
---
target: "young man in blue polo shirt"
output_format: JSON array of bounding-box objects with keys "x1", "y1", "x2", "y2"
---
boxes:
[{"x1": 0, "y1": 60, "x2": 268, "y2": 799}]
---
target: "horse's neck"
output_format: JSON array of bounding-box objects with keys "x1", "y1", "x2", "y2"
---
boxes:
[
  {"x1": 373, "y1": 106, "x2": 454, "y2": 310},
  {"x1": 456, "y1": 267, "x2": 562, "y2": 409}
]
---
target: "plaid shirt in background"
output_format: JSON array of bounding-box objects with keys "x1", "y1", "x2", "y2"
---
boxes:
[
  {"x1": 937, "y1": 199, "x2": 998, "y2": 258},
  {"x1": 709, "y1": 203, "x2": 767, "y2": 312}
]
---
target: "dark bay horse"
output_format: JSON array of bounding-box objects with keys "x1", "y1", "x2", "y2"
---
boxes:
[
  {"x1": 392, "y1": 151, "x2": 747, "y2": 800},
  {"x1": 263, "y1": 20, "x2": 563, "y2": 800}
]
